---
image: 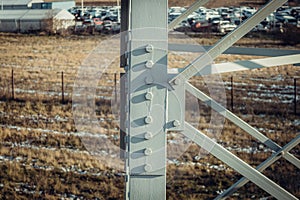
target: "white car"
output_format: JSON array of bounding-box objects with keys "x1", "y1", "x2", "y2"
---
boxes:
[{"x1": 217, "y1": 20, "x2": 237, "y2": 33}]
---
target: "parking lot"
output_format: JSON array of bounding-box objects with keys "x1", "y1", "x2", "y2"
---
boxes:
[{"x1": 67, "y1": 4, "x2": 300, "y2": 34}]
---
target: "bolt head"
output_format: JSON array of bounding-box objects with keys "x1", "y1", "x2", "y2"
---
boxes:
[
  {"x1": 144, "y1": 164, "x2": 152, "y2": 172},
  {"x1": 173, "y1": 120, "x2": 180, "y2": 127},
  {"x1": 144, "y1": 148, "x2": 152, "y2": 156},
  {"x1": 145, "y1": 116, "x2": 153, "y2": 124},
  {"x1": 145, "y1": 60, "x2": 154, "y2": 68},
  {"x1": 145, "y1": 92, "x2": 153, "y2": 100},
  {"x1": 145, "y1": 44, "x2": 153, "y2": 53},
  {"x1": 144, "y1": 132, "x2": 153, "y2": 140}
]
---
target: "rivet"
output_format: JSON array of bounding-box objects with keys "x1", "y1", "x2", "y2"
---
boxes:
[
  {"x1": 145, "y1": 92, "x2": 153, "y2": 100},
  {"x1": 144, "y1": 148, "x2": 153, "y2": 156},
  {"x1": 145, "y1": 76, "x2": 154, "y2": 85},
  {"x1": 173, "y1": 120, "x2": 180, "y2": 127},
  {"x1": 145, "y1": 60, "x2": 154, "y2": 68},
  {"x1": 145, "y1": 44, "x2": 153, "y2": 53},
  {"x1": 144, "y1": 132, "x2": 153, "y2": 140},
  {"x1": 144, "y1": 164, "x2": 152, "y2": 172},
  {"x1": 145, "y1": 116, "x2": 153, "y2": 124}
]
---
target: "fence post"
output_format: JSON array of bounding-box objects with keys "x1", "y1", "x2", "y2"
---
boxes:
[
  {"x1": 294, "y1": 78, "x2": 297, "y2": 115},
  {"x1": 61, "y1": 71, "x2": 64, "y2": 104},
  {"x1": 231, "y1": 76, "x2": 234, "y2": 112},
  {"x1": 11, "y1": 69, "x2": 15, "y2": 100}
]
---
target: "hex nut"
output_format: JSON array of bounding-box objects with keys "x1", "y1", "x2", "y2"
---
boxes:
[
  {"x1": 145, "y1": 44, "x2": 153, "y2": 53},
  {"x1": 145, "y1": 92, "x2": 153, "y2": 100},
  {"x1": 144, "y1": 164, "x2": 152, "y2": 172},
  {"x1": 145, "y1": 60, "x2": 154, "y2": 68},
  {"x1": 144, "y1": 148, "x2": 153, "y2": 156},
  {"x1": 144, "y1": 132, "x2": 153, "y2": 140},
  {"x1": 173, "y1": 120, "x2": 180, "y2": 127},
  {"x1": 145, "y1": 116, "x2": 153, "y2": 124}
]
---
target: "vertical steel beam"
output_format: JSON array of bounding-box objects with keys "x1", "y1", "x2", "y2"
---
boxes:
[{"x1": 122, "y1": 0, "x2": 168, "y2": 199}]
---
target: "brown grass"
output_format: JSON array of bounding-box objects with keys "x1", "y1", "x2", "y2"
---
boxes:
[{"x1": 0, "y1": 32, "x2": 299, "y2": 199}]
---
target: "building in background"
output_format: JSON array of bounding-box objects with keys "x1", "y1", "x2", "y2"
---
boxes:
[
  {"x1": 31, "y1": 0, "x2": 75, "y2": 10},
  {"x1": 1, "y1": 0, "x2": 43, "y2": 10},
  {"x1": 1, "y1": 0, "x2": 75, "y2": 10},
  {"x1": 0, "y1": 9, "x2": 75, "y2": 33}
]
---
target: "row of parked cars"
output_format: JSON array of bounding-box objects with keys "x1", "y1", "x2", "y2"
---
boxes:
[
  {"x1": 68, "y1": 6, "x2": 121, "y2": 34},
  {"x1": 66, "y1": 5, "x2": 300, "y2": 34},
  {"x1": 169, "y1": 5, "x2": 300, "y2": 33}
]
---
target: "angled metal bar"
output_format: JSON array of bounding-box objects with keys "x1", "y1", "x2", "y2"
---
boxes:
[
  {"x1": 215, "y1": 134, "x2": 300, "y2": 200},
  {"x1": 168, "y1": 54, "x2": 300, "y2": 75},
  {"x1": 283, "y1": 152, "x2": 300, "y2": 169},
  {"x1": 168, "y1": 44, "x2": 300, "y2": 57},
  {"x1": 168, "y1": 0, "x2": 210, "y2": 31},
  {"x1": 185, "y1": 82, "x2": 281, "y2": 151},
  {"x1": 183, "y1": 122, "x2": 298, "y2": 200},
  {"x1": 186, "y1": 82, "x2": 300, "y2": 169},
  {"x1": 210, "y1": 54, "x2": 300, "y2": 74},
  {"x1": 169, "y1": 0, "x2": 287, "y2": 83}
]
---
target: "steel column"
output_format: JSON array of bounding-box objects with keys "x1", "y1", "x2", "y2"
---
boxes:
[{"x1": 122, "y1": 0, "x2": 168, "y2": 199}]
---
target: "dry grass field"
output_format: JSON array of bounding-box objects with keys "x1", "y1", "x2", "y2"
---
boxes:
[{"x1": 0, "y1": 29, "x2": 299, "y2": 200}]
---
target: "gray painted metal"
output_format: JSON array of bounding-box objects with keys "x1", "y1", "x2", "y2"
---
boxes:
[
  {"x1": 183, "y1": 122, "x2": 298, "y2": 200},
  {"x1": 168, "y1": 54, "x2": 300, "y2": 75},
  {"x1": 170, "y1": 0, "x2": 288, "y2": 83},
  {"x1": 122, "y1": 0, "x2": 299, "y2": 199},
  {"x1": 185, "y1": 81, "x2": 300, "y2": 167},
  {"x1": 168, "y1": 0, "x2": 210, "y2": 31},
  {"x1": 210, "y1": 54, "x2": 300, "y2": 74},
  {"x1": 283, "y1": 152, "x2": 300, "y2": 169},
  {"x1": 186, "y1": 82, "x2": 277, "y2": 151},
  {"x1": 169, "y1": 44, "x2": 300, "y2": 57},
  {"x1": 215, "y1": 134, "x2": 300, "y2": 200},
  {"x1": 124, "y1": 0, "x2": 168, "y2": 199}
]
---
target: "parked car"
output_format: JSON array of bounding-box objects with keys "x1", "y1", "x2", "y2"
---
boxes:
[
  {"x1": 102, "y1": 20, "x2": 120, "y2": 34},
  {"x1": 275, "y1": 13, "x2": 298, "y2": 25},
  {"x1": 243, "y1": 9, "x2": 257, "y2": 18},
  {"x1": 191, "y1": 20, "x2": 211, "y2": 32},
  {"x1": 217, "y1": 20, "x2": 237, "y2": 33}
]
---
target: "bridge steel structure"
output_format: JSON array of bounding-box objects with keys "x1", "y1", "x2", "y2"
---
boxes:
[{"x1": 120, "y1": 0, "x2": 300, "y2": 199}]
